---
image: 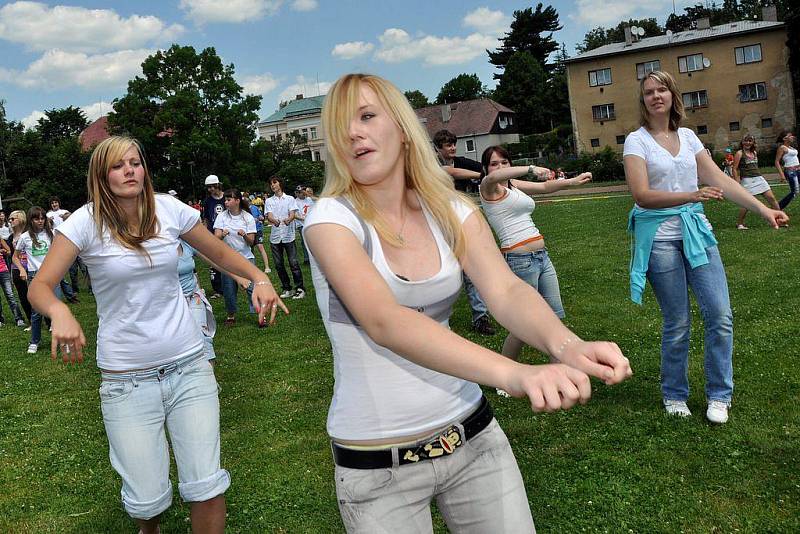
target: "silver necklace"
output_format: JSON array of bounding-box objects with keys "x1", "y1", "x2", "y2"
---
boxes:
[{"x1": 396, "y1": 208, "x2": 408, "y2": 245}]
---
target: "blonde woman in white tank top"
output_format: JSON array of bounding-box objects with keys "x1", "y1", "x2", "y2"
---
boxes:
[{"x1": 776, "y1": 130, "x2": 799, "y2": 212}]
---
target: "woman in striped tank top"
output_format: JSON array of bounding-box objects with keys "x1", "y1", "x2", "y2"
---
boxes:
[{"x1": 732, "y1": 134, "x2": 780, "y2": 229}]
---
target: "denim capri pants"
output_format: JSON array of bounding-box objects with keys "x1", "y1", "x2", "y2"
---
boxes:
[
  {"x1": 99, "y1": 351, "x2": 230, "y2": 520},
  {"x1": 504, "y1": 249, "x2": 566, "y2": 318}
]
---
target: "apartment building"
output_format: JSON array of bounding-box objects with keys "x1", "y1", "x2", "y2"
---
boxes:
[
  {"x1": 257, "y1": 94, "x2": 326, "y2": 162},
  {"x1": 566, "y1": 13, "x2": 794, "y2": 153}
]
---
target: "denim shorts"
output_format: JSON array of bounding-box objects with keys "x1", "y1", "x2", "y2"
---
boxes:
[
  {"x1": 99, "y1": 352, "x2": 230, "y2": 520},
  {"x1": 504, "y1": 249, "x2": 565, "y2": 318}
]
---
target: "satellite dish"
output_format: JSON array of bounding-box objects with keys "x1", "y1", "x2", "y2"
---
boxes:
[
  {"x1": 637, "y1": 27, "x2": 646, "y2": 36},
  {"x1": 630, "y1": 26, "x2": 639, "y2": 35},
  {"x1": 703, "y1": 57, "x2": 712, "y2": 68}
]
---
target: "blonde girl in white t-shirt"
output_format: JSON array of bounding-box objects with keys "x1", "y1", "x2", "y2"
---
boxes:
[
  {"x1": 304, "y1": 73, "x2": 632, "y2": 532},
  {"x1": 27, "y1": 136, "x2": 288, "y2": 534}
]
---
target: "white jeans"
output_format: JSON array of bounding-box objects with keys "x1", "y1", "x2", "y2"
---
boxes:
[{"x1": 334, "y1": 418, "x2": 535, "y2": 533}]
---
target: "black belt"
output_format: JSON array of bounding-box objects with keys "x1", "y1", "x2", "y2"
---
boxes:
[{"x1": 332, "y1": 396, "x2": 493, "y2": 469}]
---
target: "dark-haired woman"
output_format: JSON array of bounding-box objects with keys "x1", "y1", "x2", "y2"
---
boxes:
[
  {"x1": 732, "y1": 134, "x2": 780, "y2": 229},
  {"x1": 27, "y1": 136, "x2": 287, "y2": 533},
  {"x1": 213, "y1": 188, "x2": 258, "y2": 326},
  {"x1": 479, "y1": 145, "x2": 591, "y2": 396},
  {"x1": 775, "y1": 130, "x2": 799, "y2": 211}
]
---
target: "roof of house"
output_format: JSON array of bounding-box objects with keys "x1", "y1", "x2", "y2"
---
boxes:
[
  {"x1": 414, "y1": 98, "x2": 514, "y2": 138},
  {"x1": 568, "y1": 20, "x2": 785, "y2": 63},
  {"x1": 259, "y1": 95, "x2": 326, "y2": 125},
  {"x1": 79, "y1": 115, "x2": 110, "y2": 151}
]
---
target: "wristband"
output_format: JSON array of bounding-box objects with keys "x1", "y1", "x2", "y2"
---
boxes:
[
  {"x1": 254, "y1": 280, "x2": 270, "y2": 287},
  {"x1": 554, "y1": 336, "x2": 579, "y2": 358}
]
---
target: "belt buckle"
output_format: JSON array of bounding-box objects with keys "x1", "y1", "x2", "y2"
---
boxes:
[{"x1": 401, "y1": 425, "x2": 463, "y2": 464}]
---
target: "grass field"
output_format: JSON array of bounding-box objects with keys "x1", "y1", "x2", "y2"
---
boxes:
[{"x1": 1, "y1": 185, "x2": 799, "y2": 533}]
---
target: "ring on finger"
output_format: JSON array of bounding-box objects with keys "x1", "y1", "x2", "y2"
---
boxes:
[{"x1": 62, "y1": 343, "x2": 71, "y2": 354}]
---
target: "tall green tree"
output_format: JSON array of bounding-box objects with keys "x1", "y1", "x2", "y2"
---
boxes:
[
  {"x1": 488, "y1": 3, "x2": 562, "y2": 77},
  {"x1": 493, "y1": 51, "x2": 550, "y2": 133},
  {"x1": 36, "y1": 106, "x2": 88, "y2": 144},
  {"x1": 404, "y1": 90, "x2": 430, "y2": 109},
  {"x1": 576, "y1": 18, "x2": 663, "y2": 53},
  {"x1": 108, "y1": 45, "x2": 263, "y2": 197},
  {"x1": 434, "y1": 74, "x2": 485, "y2": 104},
  {"x1": 545, "y1": 44, "x2": 572, "y2": 128}
]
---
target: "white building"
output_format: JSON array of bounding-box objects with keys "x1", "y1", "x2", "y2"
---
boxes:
[{"x1": 257, "y1": 94, "x2": 326, "y2": 162}]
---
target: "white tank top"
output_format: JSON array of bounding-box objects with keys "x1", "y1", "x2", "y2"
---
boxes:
[
  {"x1": 782, "y1": 146, "x2": 799, "y2": 167},
  {"x1": 480, "y1": 185, "x2": 542, "y2": 251}
]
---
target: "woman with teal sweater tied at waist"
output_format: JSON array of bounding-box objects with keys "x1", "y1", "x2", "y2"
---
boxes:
[{"x1": 623, "y1": 71, "x2": 788, "y2": 424}]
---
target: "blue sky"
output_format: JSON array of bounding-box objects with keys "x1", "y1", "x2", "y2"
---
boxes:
[{"x1": 0, "y1": 0, "x2": 693, "y2": 128}]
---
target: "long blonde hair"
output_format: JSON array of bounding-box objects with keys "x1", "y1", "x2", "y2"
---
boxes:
[
  {"x1": 9, "y1": 209, "x2": 26, "y2": 236},
  {"x1": 87, "y1": 136, "x2": 159, "y2": 257},
  {"x1": 321, "y1": 73, "x2": 470, "y2": 258},
  {"x1": 639, "y1": 70, "x2": 685, "y2": 132}
]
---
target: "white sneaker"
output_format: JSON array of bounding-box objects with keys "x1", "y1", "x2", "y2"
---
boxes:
[
  {"x1": 664, "y1": 399, "x2": 691, "y2": 417},
  {"x1": 0, "y1": 321, "x2": 4, "y2": 327},
  {"x1": 280, "y1": 289, "x2": 294, "y2": 298},
  {"x1": 264, "y1": 267, "x2": 272, "y2": 274},
  {"x1": 292, "y1": 288, "x2": 306, "y2": 299},
  {"x1": 496, "y1": 388, "x2": 512, "y2": 398},
  {"x1": 24, "y1": 326, "x2": 32, "y2": 332},
  {"x1": 27, "y1": 343, "x2": 38, "y2": 354},
  {"x1": 17, "y1": 319, "x2": 26, "y2": 327},
  {"x1": 706, "y1": 401, "x2": 729, "y2": 424}
]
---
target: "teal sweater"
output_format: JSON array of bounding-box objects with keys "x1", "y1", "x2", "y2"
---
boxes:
[{"x1": 627, "y1": 203, "x2": 718, "y2": 304}]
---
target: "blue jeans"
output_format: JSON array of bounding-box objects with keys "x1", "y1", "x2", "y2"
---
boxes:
[
  {"x1": 29, "y1": 270, "x2": 63, "y2": 345},
  {"x1": 779, "y1": 169, "x2": 799, "y2": 210},
  {"x1": 646, "y1": 241, "x2": 733, "y2": 403},
  {"x1": 99, "y1": 352, "x2": 230, "y2": 519},
  {"x1": 270, "y1": 241, "x2": 304, "y2": 292},
  {"x1": 0, "y1": 270, "x2": 24, "y2": 323},
  {"x1": 221, "y1": 258, "x2": 255, "y2": 315},
  {"x1": 462, "y1": 274, "x2": 489, "y2": 324},
  {"x1": 504, "y1": 249, "x2": 565, "y2": 318}
]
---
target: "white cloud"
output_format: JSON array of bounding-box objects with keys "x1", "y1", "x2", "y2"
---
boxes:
[
  {"x1": 291, "y1": 0, "x2": 318, "y2": 11},
  {"x1": 570, "y1": 0, "x2": 670, "y2": 27},
  {"x1": 179, "y1": 0, "x2": 282, "y2": 24},
  {"x1": 21, "y1": 110, "x2": 45, "y2": 130},
  {"x1": 2, "y1": 49, "x2": 152, "y2": 90},
  {"x1": 462, "y1": 7, "x2": 510, "y2": 37},
  {"x1": 240, "y1": 73, "x2": 280, "y2": 95},
  {"x1": 81, "y1": 101, "x2": 113, "y2": 122},
  {"x1": 0, "y1": 1, "x2": 183, "y2": 53},
  {"x1": 374, "y1": 28, "x2": 498, "y2": 66},
  {"x1": 331, "y1": 41, "x2": 374, "y2": 60},
  {"x1": 277, "y1": 75, "x2": 331, "y2": 105}
]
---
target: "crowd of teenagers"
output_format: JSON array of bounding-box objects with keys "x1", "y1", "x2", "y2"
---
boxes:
[{"x1": 0, "y1": 69, "x2": 793, "y2": 532}]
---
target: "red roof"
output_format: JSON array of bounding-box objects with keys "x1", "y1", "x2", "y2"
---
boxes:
[
  {"x1": 415, "y1": 99, "x2": 514, "y2": 139},
  {"x1": 79, "y1": 116, "x2": 110, "y2": 151}
]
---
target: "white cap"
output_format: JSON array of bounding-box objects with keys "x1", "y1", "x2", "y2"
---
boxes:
[
  {"x1": 168, "y1": 189, "x2": 178, "y2": 196},
  {"x1": 204, "y1": 174, "x2": 221, "y2": 186}
]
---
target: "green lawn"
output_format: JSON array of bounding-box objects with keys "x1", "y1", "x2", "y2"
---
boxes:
[{"x1": 1, "y1": 185, "x2": 799, "y2": 532}]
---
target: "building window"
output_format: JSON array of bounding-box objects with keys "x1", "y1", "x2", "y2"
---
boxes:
[
  {"x1": 636, "y1": 60, "x2": 661, "y2": 80},
  {"x1": 465, "y1": 139, "x2": 475, "y2": 152},
  {"x1": 762, "y1": 118, "x2": 773, "y2": 128},
  {"x1": 682, "y1": 90, "x2": 708, "y2": 109},
  {"x1": 739, "y1": 82, "x2": 767, "y2": 102},
  {"x1": 590, "y1": 138, "x2": 600, "y2": 148},
  {"x1": 697, "y1": 125, "x2": 708, "y2": 135},
  {"x1": 270, "y1": 134, "x2": 276, "y2": 142},
  {"x1": 678, "y1": 53, "x2": 704, "y2": 73},
  {"x1": 735, "y1": 44, "x2": 762, "y2": 65},
  {"x1": 310, "y1": 127, "x2": 317, "y2": 139},
  {"x1": 592, "y1": 103, "x2": 615, "y2": 121},
  {"x1": 616, "y1": 135, "x2": 626, "y2": 145},
  {"x1": 301, "y1": 128, "x2": 308, "y2": 139},
  {"x1": 588, "y1": 68, "x2": 612, "y2": 87},
  {"x1": 313, "y1": 150, "x2": 321, "y2": 161},
  {"x1": 729, "y1": 121, "x2": 740, "y2": 132}
]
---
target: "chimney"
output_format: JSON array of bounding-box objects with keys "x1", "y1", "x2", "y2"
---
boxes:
[
  {"x1": 441, "y1": 104, "x2": 451, "y2": 123},
  {"x1": 295, "y1": 94, "x2": 304, "y2": 100},
  {"x1": 624, "y1": 26, "x2": 633, "y2": 47},
  {"x1": 696, "y1": 17, "x2": 710, "y2": 30},
  {"x1": 762, "y1": 5, "x2": 778, "y2": 22}
]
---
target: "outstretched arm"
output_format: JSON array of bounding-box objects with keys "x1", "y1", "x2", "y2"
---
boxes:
[
  {"x1": 511, "y1": 172, "x2": 592, "y2": 196},
  {"x1": 624, "y1": 154, "x2": 723, "y2": 208}
]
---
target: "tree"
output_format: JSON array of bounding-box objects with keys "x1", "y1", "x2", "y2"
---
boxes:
[
  {"x1": 576, "y1": 18, "x2": 663, "y2": 53},
  {"x1": 488, "y1": 3, "x2": 562, "y2": 76},
  {"x1": 545, "y1": 44, "x2": 572, "y2": 128},
  {"x1": 493, "y1": 51, "x2": 550, "y2": 133},
  {"x1": 404, "y1": 90, "x2": 430, "y2": 109},
  {"x1": 36, "y1": 106, "x2": 88, "y2": 144},
  {"x1": 275, "y1": 159, "x2": 325, "y2": 194},
  {"x1": 435, "y1": 74, "x2": 485, "y2": 104},
  {"x1": 108, "y1": 45, "x2": 264, "y2": 196}
]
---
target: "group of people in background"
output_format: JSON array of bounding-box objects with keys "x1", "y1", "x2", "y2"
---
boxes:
[{"x1": 0, "y1": 68, "x2": 796, "y2": 533}]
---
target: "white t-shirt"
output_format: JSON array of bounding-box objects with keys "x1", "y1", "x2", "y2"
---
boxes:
[
  {"x1": 56, "y1": 194, "x2": 203, "y2": 371},
  {"x1": 15, "y1": 230, "x2": 53, "y2": 271},
  {"x1": 265, "y1": 193, "x2": 298, "y2": 243},
  {"x1": 0, "y1": 223, "x2": 11, "y2": 240},
  {"x1": 624, "y1": 126, "x2": 712, "y2": 240},
  {"x1": 47, "y1": 209, "x2": 69, "y2": 229},
  {"x1": 304, "y1": 195, "x2": 483, "y2": 441},
  {"x1": 213, "y1": 210, "x2": 256, "y2": 259},
  {"x1": 294, "y1": 197, "x2": 314, "y2": 228}
]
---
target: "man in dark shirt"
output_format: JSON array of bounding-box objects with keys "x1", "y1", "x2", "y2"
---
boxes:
[
  {"x1": 432, "y1": 129, "x2": 495, "y2": 336},
  {"x1": 202, "y1": 174, "x2": 226, "y2": 298}
]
